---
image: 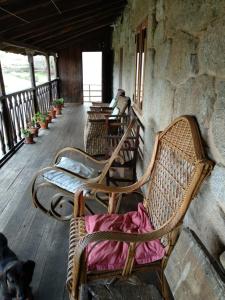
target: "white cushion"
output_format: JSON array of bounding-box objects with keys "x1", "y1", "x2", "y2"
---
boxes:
[
  {"x1": 110, "y1": 107, "x2": 119, "y2": 120},
  {"x1": 43, "y1": 157, "x2": 99, "y2": 193},
  {"x1": 43, "y1": 170, "x2": 85, "y2": 193},
  {"x1": 55, "y1": 157, "x2": 98, "y2": 178},
  {"x1": 109, "y1": 98, "x2": 117, "y2": 108}
]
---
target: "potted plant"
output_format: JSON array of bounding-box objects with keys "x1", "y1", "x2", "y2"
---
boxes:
[
  {"x1": 39, "y1": 114, "x2": 48, "y2": 129},
  {"x1": 45, "y1": 112, "x2": 52, "y2": 123},
  {"x1": 33, "y1": 112, "x2": 42, "y2": 128},
  {"x1": 21, "y1": 128, "x2": 34, "y2": 144},
  {"x1": 29, "y1": 119, "x2": 39, "y2": 137},
  {"x1": 53, "y1": 99, "x2": 62, "y2": 115},
  {"x1": 49, "y1": 106, "x2": 56, "y2": 119}
]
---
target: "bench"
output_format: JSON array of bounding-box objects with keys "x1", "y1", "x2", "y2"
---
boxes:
[{"x1": 66, "y1": 115, "x2": 214, "y2": 300}]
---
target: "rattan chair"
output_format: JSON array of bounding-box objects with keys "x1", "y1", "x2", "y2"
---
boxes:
[
  {"x1": 90, "y1": 88, "x2": 125, "y2": 112},
  {"x1": 85, "y1": 95, "x2": 130, "y2": 156},
  {"x1": 66, "y1": 116, "x2": 214, "y2": 300},
  {"x1": 31, "y1": 119, "x2": 136, "y2": 221}
]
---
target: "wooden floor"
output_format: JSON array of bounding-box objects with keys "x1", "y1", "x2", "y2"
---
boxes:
[{"x1": 0, "y1": 104, "x2": 87, "y2": 300}]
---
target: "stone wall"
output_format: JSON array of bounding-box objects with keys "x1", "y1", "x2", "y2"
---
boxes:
[{"x1": 112, "y1": 0, "x2": 225, "y2": 269}]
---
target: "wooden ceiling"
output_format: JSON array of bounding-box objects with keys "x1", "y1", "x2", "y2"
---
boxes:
[{"x1": 0, "y1": 0, "x2": 127, "y2": 54}]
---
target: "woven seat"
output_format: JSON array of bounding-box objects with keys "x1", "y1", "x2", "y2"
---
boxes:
[
  {"x1": 31, "y1": 119, "x2": 136, "y2": 221},
  {"x1": 85, "y1": 95, "x2": 130, "y2": 156},
  {"x1": 66, "y1": 116, "x2": 214, "y2": 300}
]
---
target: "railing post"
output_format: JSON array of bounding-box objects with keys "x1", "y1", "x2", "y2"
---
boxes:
[
  {"x1": 54, "y1": 55, "x2": 60, "y2": 98},
  {"x1": 28, "y1": 53, "x2": 39, "y2": 113},
  {"x1": 0, "y1": 60, "x2": 14, "y2": 151},
  {"x1": 46, "y1": 55, "x2": 53, "y2": 104},
  {"x1": 89, "y1": 84, "x2": 91, "y2": 102}
]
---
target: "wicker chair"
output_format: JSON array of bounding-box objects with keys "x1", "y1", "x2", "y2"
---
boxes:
[
  {"x1": 85, "y1": 95, "x2": 130, "y2": 156},
  {"x1": 66, "y1": 116, "x2": 214, "y2": 300},
  {"x1": 90, "y1": 88, "x2": 125, "y2": 112},
  {"x1": 31, "y1": 119, "x2": 136, "y2": 221}
]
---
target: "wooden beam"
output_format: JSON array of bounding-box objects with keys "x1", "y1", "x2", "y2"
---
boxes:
[
  {"x1": 27, "y1": 6, "x2": 123, "y2": 45},
  {"x1": 0, "y1": 0, "x2": 124, "y2": 37},
  {"x1": 0, "y1": 60, "x2": 14, "y2": 150},
  {"x1": 52, "y1": 28, "x2": 112, "y2": 51},
  {"x1": 20, "y1": 2, "x2": 124, "y2": 42},
  {"x1": 28, "y1": 53, "x2": 39, "y2": 112},
  {"x1": 0, "y1": 40, "x2": 52, "y2": 55},
  {"x1": 43, "y1": 20, "x2": 115, "y2": 49}
]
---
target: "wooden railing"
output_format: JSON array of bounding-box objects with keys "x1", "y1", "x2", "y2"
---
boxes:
[
  {"x1": 83, "y1": 84, "x2": 101, "y2": 102},
  {"x1": 0, "y1": 78, "x2": 59, "y2": 165},
  {"x1": 6, "y1": 88, "x2": 35, "y2": 144}
]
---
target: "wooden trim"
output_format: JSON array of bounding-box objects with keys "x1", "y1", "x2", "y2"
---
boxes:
[{"x1": 28, "y1": 53, "x2": 39, "y2": 112}]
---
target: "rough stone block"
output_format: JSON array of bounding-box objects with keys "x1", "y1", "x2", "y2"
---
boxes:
[
  {"x1": 173, "y1": 75, "x2": 215, "y2": 138},
  {"x1": 166, "y1": 0, "x2": 225, "y2": 36},
  {"x1": 165, "y1": 228, "x2": 225, "y2": 300},
  {"x1": 184, "y1": 165, "x2": 225, "y2": 256},
  {"x1": 153, "y1": 21, "x2": 165, "y2": 49},
  {"x1": 210, "y1": 80, "x2": 225, "y2": 165},
  {"x1": 151, "y1": 79, "x2": 175, "y2": 130},
  {"x1": 199, "y1": 17, "x2": 225, "y2": 78},
  {"x1": 154, "y1": 39, "x2": 171, "y2": 79},
  {"x1": 165, "y1": 31, "x2": 199, "y2": 85},
  {"x1": 156, "y1": 0, "x2": 165, "y2": 22}
]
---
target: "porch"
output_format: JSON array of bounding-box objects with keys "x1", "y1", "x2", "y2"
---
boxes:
[{"x1": 0, "y1": 104, "x2": 86, "y2": 300}]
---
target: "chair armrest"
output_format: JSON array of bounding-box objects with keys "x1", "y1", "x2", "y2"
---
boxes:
[{"x1": 53, "y1": 147, "x2": 109, "y2": 165}]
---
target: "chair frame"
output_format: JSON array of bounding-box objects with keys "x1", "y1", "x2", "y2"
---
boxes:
[
  {"x1": 66, "y1": 116, "x2": 214, "y2": 300},
  {"x1": 32, "y1": 119, "x2": 136, "y2": 221}
]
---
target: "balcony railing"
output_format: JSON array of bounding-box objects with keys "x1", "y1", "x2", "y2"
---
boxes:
[
  {"x1": 0, "y1": 78, "x2": 59, "y2": 165},
  {"x1": 83, "y1": 84, "x2": 102, "y2": 102}
]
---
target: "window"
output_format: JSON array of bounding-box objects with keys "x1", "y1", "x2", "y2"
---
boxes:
[
  {"x1": 49, "y1": 55, "x2": 57, "y2": 80},
  {"x1": 0, "y1": 51, "x2": 31, "y2": 94},
  {"x1": 33, "y1": 55, "x2": 48, "y2": 85},
  {"x1": 134, "y1": 19, "x2": 147, "y2": 111}
]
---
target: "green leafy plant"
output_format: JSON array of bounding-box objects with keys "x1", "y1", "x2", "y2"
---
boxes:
[
  {"x1": 39, "y1": 114, "x2": 46, "y2": 123},
  {"x1": 53, "y1": 98, "x2": 64, "y2": 106},
  {"x1": 21, "y1": 128, "x2": 32, "y2": 138}
]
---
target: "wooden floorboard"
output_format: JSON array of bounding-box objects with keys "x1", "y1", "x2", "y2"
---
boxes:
[{"x1": 0, "y1": 104, "x2": 87, "y2": 300}]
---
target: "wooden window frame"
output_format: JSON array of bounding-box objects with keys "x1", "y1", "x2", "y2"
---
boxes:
[{"x1": 134, "y1": 18, "x2": 147, "y2": 113}]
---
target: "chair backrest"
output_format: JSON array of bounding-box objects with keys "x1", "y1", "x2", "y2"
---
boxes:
[
  {"x1": 143, "y1": 116, "x2": 213, "y2": 247},
  {"x1": 98, "y1": 118, "x2": 136, "y2": 182},
  {"x1": 109, "y1": 89, "x2": 126, "y2": 108},
  {"x1": 111, "y1": 96, "x2": 130, "y2": 118}
]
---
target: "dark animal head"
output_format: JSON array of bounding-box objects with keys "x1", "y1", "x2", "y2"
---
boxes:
[{"x1": 4, "y1": 260, "x2": 35, "y2": 300}]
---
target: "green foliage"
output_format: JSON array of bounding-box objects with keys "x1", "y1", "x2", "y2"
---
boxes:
[
  {"x1": 53, "y1": 98, "x2": 64, "y2": 105},
  {"x1": 21, "y1": 128, "x2": 32, "y2": 137}
]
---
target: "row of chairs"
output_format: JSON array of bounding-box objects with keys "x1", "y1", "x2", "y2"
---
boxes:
[
  {"x1": 31, "y1": 95, "x2": 213, "y2": 300},
  {"x1": 32, "y1": 90, "x2": 139, "y2": 220}
]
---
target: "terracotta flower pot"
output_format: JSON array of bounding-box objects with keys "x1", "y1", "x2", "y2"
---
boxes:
[
  {"x1": 30, "y1": 127, "x2": 39, "y2": 137},
  {"x1": 54, "y1": 105, "x2": 62, "y2": 115},
  {"x1": 40, "y1": 121, "x2": 48, "y2": 129},
  {"x1": 49, "y1": 109, "x2": 56, "y2": 119},
  {"x1": 24, "y1": 135, "x2": 35, "y2": 144},
  {"x1": 46, "y1": 115, "x2": 52, "y2": 123}
]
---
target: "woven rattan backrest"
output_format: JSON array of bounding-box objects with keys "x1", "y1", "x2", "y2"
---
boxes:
[
  {"x1": 145, "y1": 116, "x2": 209, "y2": 246},
  {"x1": 98, "y1": 118, "x2": 136, "y2": 182}
]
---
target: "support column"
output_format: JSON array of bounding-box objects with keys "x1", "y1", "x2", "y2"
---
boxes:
[
  {"x1": 0, "y1": 60, "x2": 14, "y2": 151},
  {"x1": 28, "y1": 53, "x2": 39, "y2": 113},
  {"x1": 54, "y1": 55, "x2": 60, "y2": 98},
  {"x1": 46, "y1": 55, "x2": 53, "y2": 104}
]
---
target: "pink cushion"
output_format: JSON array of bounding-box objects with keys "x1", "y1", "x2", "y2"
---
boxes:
[{"x1": 85, "y1": 203, "x2": 165, "y2": 271}]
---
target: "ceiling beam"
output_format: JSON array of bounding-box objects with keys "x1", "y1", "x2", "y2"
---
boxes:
[
  {"x1": 42, "y1": 18, "x2": 115, "y2": 50},
  {"x1": 24, "y1": 6, "x2": 123, "y2": 45},
  {"x1": 17, "y1": 2, "x2": 124, "y2": 42},
  {"x1": 0, "y1": 0, "x2": 124, "y2": 37}
]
